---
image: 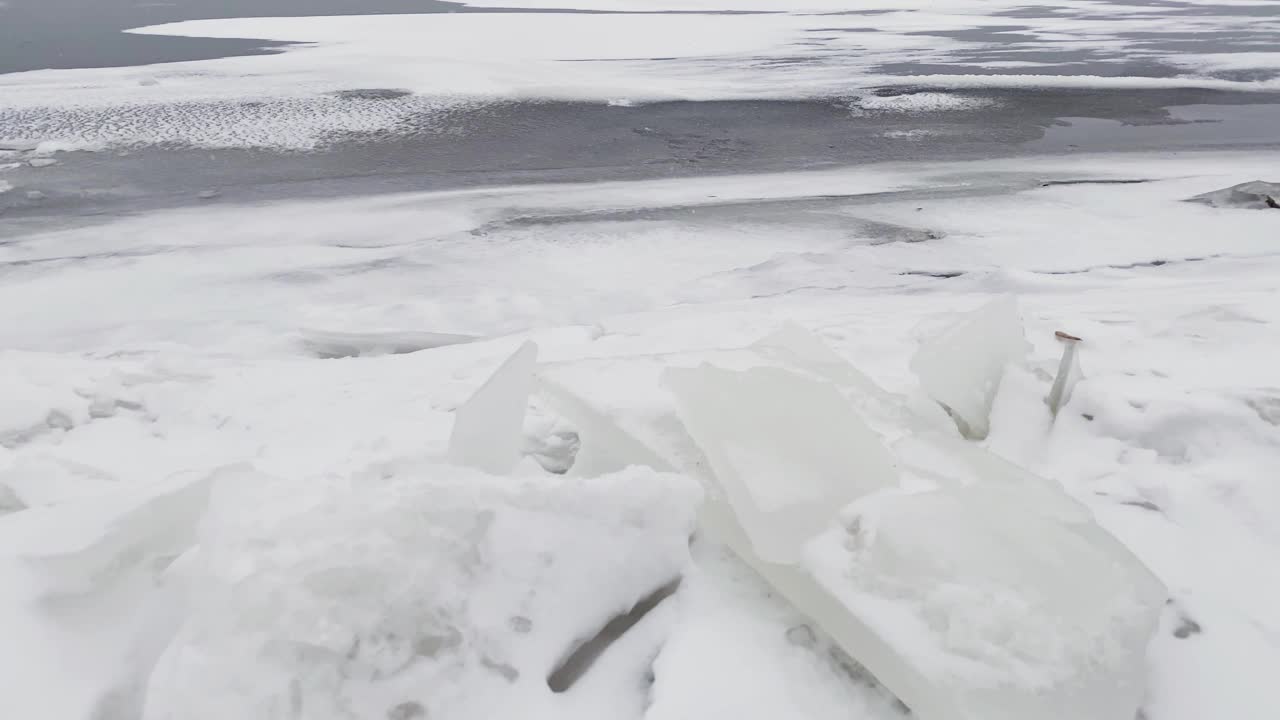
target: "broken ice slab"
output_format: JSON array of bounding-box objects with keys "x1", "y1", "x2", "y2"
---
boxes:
[
  {"x1": 805, "y1": 484, "x2": 1166, "y2": 720},
  {"x1": 539, "y1": 369, "x2": 680, "y2": 478},
  {"x1": 910, "y1": 296, "x2": 1030, "y2": 440},
  {"x1": 891, "y1": 430, "x2": 1093, "y2": 523},
  {"x1": 664, "y1": 364, "x2": 899, "y2": 565},
  {"x1": 448, "y1": 341, "x2": 538, "y2": 475},
  {"x1": 142, "y1": 463, "x2": 699, "y2": 720},
  {"x1": 538, "y1": 325, "x2": 1164, "y2": 720},
  {"x1": 0, "y1": 470, "x2": 214, "y2": 595},
  {"x1": 536, "y1": 351, "x2": 767, "y2": 478},
  {"x1": 751, "y1": 323, "x2": 894, "y2": 403},
  {"x1": 1186, "y1": 180, "x2": 1280, "y2": 210},
  {"x1": 536, "y1": 326, "x2": 917, "y2": 480}
]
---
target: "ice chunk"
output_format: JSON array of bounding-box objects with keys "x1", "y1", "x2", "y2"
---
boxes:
[
  {"x1": 891, "y1": 430, "x2": 1093, "y2": 523},
  {"x1": 536, "y1": 354, "x2": 725, "y2": 477},
  {"x1": 537, "y1": 336, "x2": 902, "y2": 481},
  {"x1": 664, "y1": 364, "x2": 898, "y2": 564},
  {"x1": 448, "y1": 341, "x2": 538, "y2": 475},
  {"x1": 751, "y1": 323, "x2": 892, "y2": 402},
  {"x1": 0, "y1": 469, "x2": 214, "y2": 595},
  {"x1": 142, "y1": 462, "x2": 699, "y2": 720},
  {"x1": 910, "y1": 296, "x2": 1030, "y2": 440},
  {"x1": 805, "y1": 484, "x2": 1166, "y2": 720},
  {"x1": 0, "y1": 481, "x2": 24, "y2": 515},
  {"x1": 540, "y1": 373, "x2": 676, "y2": 476},
  {"x1": 1187, "y1": 180, "x2": 1280, "y2": 210}
]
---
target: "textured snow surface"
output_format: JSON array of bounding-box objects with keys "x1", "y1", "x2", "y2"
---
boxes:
[
  {"x1": 3, "y1": 150, "x2": 1280, "y2": 720},
  {"x1": 2, "y1": 0, "x2": 1280, "y2": 149}
]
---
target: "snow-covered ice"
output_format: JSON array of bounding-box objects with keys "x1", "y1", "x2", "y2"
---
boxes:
[
  {"x1": 665, "y1": 364, "x2": 899, "y2": 563},
  {"x1": 807, "y1": 482, "x2": 1167, "y2": 720},
  {"x1": 1188, "y1": 180, "x2": 1280, "y2": 210},
  {"x1": 2, "y1": 135, "x2": 1280, "y2": 720}
]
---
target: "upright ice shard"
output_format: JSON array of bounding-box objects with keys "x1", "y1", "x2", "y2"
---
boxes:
[
  {"x1": 448, "y1": 341, "x2": 538, "y2": 475},
  {"x1": 910, "y1": 296, "x2": 1030, "y2": 440},
  {"x1": 664, "y1": 364, "x2": 898, "y2": 564},
  {"x1": 1047, "y1": 332, "x2": 1083, "y2": 417},
  {"x1": 0, "y1": 481, "x2": 24, "y2": 515},
  {"x1": 805, "y1": 483, "x2": 1167, "y2": 720}
]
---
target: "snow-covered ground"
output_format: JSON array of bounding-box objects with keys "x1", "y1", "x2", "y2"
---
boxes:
[{"x1": 3, "y1": 148, "x2": 1280, "y2": 719}]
